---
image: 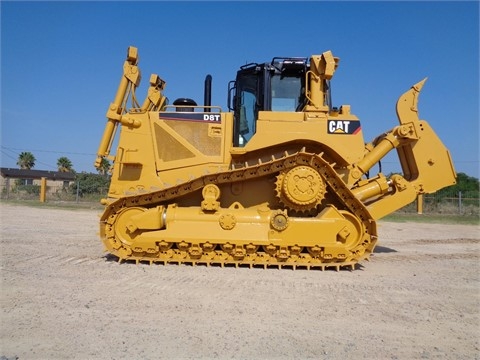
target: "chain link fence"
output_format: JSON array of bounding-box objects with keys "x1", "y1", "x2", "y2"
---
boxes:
[
  {"x1": 397, "y1": 189, "x2": 479, "y2": 216},
  {"x1": 1, "y1": 183, "x2": 478, "y2": 217},
  {"x1": 0, "y1": 183, "x2": 108, "y2": 204}
]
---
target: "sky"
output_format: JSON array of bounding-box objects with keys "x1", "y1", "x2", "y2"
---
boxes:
[{"x1": 1, "y1": 1, "x2": 479, "y2": 178}]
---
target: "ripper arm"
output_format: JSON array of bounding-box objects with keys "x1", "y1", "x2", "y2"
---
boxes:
[{"x1": 95, "y1": 46, "x2": 167, "y2": 169}]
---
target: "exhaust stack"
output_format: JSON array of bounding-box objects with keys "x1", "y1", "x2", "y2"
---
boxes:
[{"x1": 204, "y1": 74, "x2": 212, "y2": 112}]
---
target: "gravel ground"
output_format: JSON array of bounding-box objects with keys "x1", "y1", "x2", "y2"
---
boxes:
[{"x1": 0, "y1": 203, "x2": 479, "y2": 360}]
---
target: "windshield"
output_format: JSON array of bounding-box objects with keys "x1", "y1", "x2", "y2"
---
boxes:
[{"x1": 271, "y1": 75, "x2": 302, "y2": 111}]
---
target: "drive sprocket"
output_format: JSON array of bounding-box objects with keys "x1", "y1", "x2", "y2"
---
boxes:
[{"x1": 275, "y1": 165, "x2": 326, "y2": 212}]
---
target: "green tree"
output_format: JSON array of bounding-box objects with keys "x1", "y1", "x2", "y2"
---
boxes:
[
  {"x1": 454, "y1": 173, "x2": 480, "y2": 192},
  {"x1": 73, "y1": 172, "x2": 110, "y2": 196},
  {"x1": 97, "y1": 158, "x2": 111, "y2": 176},
  {"x1": 57, "y1": 156, "x2": 74, "y2": 172},
  {"x1": 436, "y1": 172, "x2": 479, "y2": 198},
  {"x1": 17, "y1": 151, "x2": 36, "y2": 169}
]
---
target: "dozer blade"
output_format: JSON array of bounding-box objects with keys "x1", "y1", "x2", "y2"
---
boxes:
[{"x1": 395, "y1": 78, "x2": 456, "y2": 193}]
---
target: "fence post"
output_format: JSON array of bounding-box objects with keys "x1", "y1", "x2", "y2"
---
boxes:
[
  {"x1": 5, "y1": 178, "x2": 10, "y2": 199},
  {"x1": 417, "y1": 193, "x2": 423, "y2": 214},
  {"x1": 76, "y1": 181, "x2": 80, "y2": 203},
  {"x1": 40, "y1": 177, "x2": 47, "y2": 203},
  {"x1": 458, "y1": 190, "x2": 462, "y2": 214}
]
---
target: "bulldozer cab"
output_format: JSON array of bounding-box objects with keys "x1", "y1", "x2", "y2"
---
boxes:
[{"x1": 230, "y1": 57, "x2": 330, "y2": 147}]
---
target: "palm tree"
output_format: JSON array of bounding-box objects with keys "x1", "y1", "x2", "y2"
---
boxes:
[
  {"x1": 17, "y1": 152, "x2": 36, "y2": 170},
  {"x1": 97, "y1": 158, "x2": 111, "y2": 176},
  {"x1": 57, "y1": 156, "x2": 73, "y2": 172}
]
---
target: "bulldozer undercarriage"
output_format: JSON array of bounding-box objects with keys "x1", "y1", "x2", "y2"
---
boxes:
[{"x1": 101, "y1": 149, "x2": 377, "y2": 270}]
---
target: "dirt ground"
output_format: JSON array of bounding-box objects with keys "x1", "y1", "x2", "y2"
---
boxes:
[{"x1": 0, "y1": 203, "x2": 479, "y2": 360}]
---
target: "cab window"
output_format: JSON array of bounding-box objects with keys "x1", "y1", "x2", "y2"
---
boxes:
[
  {"x1": 238, "y1": 90, "x2": 256, "y2": 146},
  {"x1": 271, "y1": 76, "x2": 302, "y2": 112}
]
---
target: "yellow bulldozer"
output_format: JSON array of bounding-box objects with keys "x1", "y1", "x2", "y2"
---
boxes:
[{"x1": 95, "y1": 46, "x2": 456, "y2": 270}]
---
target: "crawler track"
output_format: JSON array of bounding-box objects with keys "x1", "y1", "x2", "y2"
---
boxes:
[{"x1": 100, "y1": 150, "x2": 377, "y2": 270}]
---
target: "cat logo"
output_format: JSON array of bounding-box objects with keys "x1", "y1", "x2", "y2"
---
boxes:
[{"x1": 327, "y1": 120, "x2": 361, "y2": 135}]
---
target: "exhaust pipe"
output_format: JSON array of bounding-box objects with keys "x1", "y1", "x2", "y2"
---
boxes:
[{"x1": 204, "y1": 74, "x2": 212, "y2": 112}]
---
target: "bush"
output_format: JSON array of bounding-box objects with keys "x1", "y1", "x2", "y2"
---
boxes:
[
  {"x1": 15, "y1": 184, "x2": 40, "y2": 195},
  {"x1": 71, "y1": 172, "x2": 110, "y2": 197}
]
